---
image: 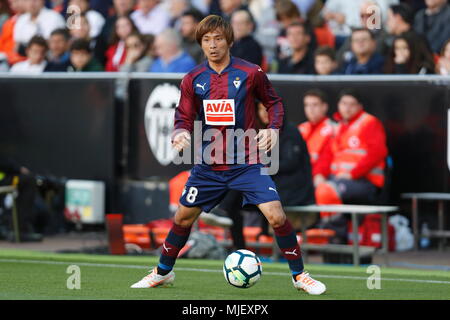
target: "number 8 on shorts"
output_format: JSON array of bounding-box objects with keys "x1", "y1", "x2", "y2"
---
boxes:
[{"x1": 185, "y1": 187, "x2": 198, "y2": 204}]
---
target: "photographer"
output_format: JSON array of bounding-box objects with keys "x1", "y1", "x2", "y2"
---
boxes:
[{"x1": 0, "y1": 157, "x2": 42, "y2": 242}]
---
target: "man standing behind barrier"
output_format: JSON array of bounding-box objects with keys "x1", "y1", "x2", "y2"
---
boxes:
[
  {"x1": 298, "y1": 89, "x2": 335, "y2": 188},
  {"x1": 315, "y1": 89, "x2": 388, "y2": 226}
]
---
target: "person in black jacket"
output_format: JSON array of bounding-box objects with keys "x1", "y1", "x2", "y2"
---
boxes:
[
  {"x1": 208, "y1": 102, "x2": 315, "y2": 250},
  {"x1": 230, "y1": 9, "x2": 263, "y2": 66},
  {"x1": 0, "y1": 157, "x2": 42, "y2": 242}
]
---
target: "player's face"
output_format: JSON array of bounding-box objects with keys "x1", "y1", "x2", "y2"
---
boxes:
[
  {"x1": 338, "y1": 95, "x2": 362, "y2": 121},
  {"x1": 201, "y1": 29, "x2": 231, "y2": 64},
  {"x1": 304, "y1": 95, "x2": 327, "y2": 123}
]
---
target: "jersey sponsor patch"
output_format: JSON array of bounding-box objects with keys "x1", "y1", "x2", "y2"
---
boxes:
[{"x1": 203, "y1": 99, "x2": 236, "y2": 125}]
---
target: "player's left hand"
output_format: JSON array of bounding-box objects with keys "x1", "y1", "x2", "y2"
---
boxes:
[{"x1": 255, "y1": 128, "x2": 278, "y2": 153}]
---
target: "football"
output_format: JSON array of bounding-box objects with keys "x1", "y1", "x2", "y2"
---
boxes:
[{"x1": 223, "y1": 249, "x2": 262, "y2": 288}]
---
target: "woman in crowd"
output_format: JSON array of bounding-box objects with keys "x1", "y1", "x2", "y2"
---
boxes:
[
  {"x1": 119, "y1": 32, "x2": 155, "y2": 72},
  {"x1": 105, "y1": 15, "x2": 138, "y2": 72},
  {"x1": 384, "y1": 34, "x2": 435, "y2": 74}
]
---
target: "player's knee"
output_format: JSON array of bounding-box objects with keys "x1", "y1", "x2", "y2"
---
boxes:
[
  {"x1": 268, "y1": 214, "x2": 286, "y2": 229},
  {"x1": 173, "y1": 206, "x2": 200, "y2": 227}
]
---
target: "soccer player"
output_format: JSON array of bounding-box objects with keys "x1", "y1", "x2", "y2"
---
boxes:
[{"x1": 130, "y1": 15, "x2": 326, "y2": 295}]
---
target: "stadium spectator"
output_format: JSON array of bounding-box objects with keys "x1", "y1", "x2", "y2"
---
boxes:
[
  {"x1": 9, "y1": 35, "x2": 48, "y2": 73},
  {"x1": 414, "y1": 0, "x2": 450, "y2": 54},
  {"x1": 337, "y1": 0, "x2": 390, "y2": 67},
  {"x1": 384, "y1": 34, "x2": 435, "y2": 74},
  {"x1": 277, "y1": 21, "x2": 315, "y2": 74},
  {"x1": 274, "y1": 0, "x2": 318, "y2": 64},
  {"x1": 219, "y1": 0, "x2": 245, "y2": 21},
  {"x1": 298, "y1": 89, "x2": 335, "y2": 186},
  {"x1": 274, "y1": 0, "x2": 304, "y2": 60},
  {"x1": 130, "y1": 0, "x2": 170, "y2": 35},
  {"x1": 0, "y1": 0, "x2": 12, "y2": 31},
  {"x1": 105, "y1": 15, "x2": 137, "y2": 71},
  {"x1": 314, "y1": 88, "x2": 388, "y2": 241},
  {"x1": 179, "y1": 8, "x2": 204, "y2": 64},
  {"x1": 386, "y1": 3, "x2": 434, "y2": 69},
  {"x1": 149, "y1": 28, "x2": 196, "y2": 72},
  {"x1": 436, "y1": 39, "x2": 450, "y2": 75},
  {"x1": 321, "y1": 0, "x2": 357, "y2": 46},
  {"x1": 191, "y1": 0, "x2": 208, "y2": 15},
  {"x1": 0, "y1": 0, "x2": 27, "y2": 66},
  {"x1": 119, "y1": 32, "x2": 154, "y2": 72},
  {"x1": 168, "y1": 0, "x2": 190, "y2": 29},
  {"x1": 59, "y1": 0, "x2": 114, "y2": 18},
  {"x1": 13, "y1": 0, "x2": 65, "y2": 52},
  {"x1": 98, "y1": 0, "x2": 136, "y2": 59},
  {"x1": 230, "y1": 9, "x2": 263, "y2": 66},
  {"x1": 67, "y1": 0, "x2": 105, "y2": 38},
  {"x1": 321, "y1": 0, "x2": 396, "y2": 48},
  {"x1": 69, "y1": 13, "x2": 105, "y2": 68},
  {"x1": 292, "y1": 0, "x2": 318, "y2": 21},
  {"x1": 44, "y1": 28, "x2": 71, "y2": 71},
  {"x1": 67, "y1": 38, "x2": 103, "y2": 71},
  {"x1": 314, "y1": 46, "x2": 339, "y2": 75},
  {"x1": 0, "y1": 157, "x2": 42, "y2": 242},
  {"x1": 341, "y1": 28, "x2": 385, "y2": 74},
  {"x1": 247, "y1": 0, "x2": 278, "y2": 65}
]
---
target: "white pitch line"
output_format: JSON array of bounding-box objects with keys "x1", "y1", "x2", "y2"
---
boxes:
[{"x1": 1, "y1": 258, "x2": 449, "y2": 285}]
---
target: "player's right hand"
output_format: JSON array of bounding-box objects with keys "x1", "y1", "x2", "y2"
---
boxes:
[{"x1": 172, "y1": 130, "x2": 191, "y2": 152}]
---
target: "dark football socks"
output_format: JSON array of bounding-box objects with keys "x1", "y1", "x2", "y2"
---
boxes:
[
  {"x1": 273, "y1": 219, "x2": 304, "y2": 278},
  {"x1": 157, "y1": 222, "x2": 192, "y2": 275}
]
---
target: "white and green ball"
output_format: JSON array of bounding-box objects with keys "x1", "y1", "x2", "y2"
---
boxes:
[{"x1": 223, "y1": 249, "x2": 262, "y2": 288}]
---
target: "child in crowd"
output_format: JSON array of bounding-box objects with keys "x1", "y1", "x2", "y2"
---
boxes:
[{"x1": 68, "y1": 38, "x2": 103, "y2": 72}]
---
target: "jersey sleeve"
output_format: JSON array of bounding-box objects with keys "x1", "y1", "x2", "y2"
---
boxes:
[
  {"x1": 253, "y1": 68, "x2": 284, "y2": 130},
  {"x1": 173, "y1": 74, "x2": 198, "y2": 138}
]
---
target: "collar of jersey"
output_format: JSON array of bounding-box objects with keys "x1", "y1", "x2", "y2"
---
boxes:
[{"x1": 204, "y1": 55, "x2": 234, "y2": 75}]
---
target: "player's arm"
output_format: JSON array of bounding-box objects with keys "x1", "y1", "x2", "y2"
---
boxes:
[
  {"x1": 172, "y1": 75, "x2": 198, "y2": 151},
  {"x1": 253, "y1": 68, "x2": 284, "y2": 152}
]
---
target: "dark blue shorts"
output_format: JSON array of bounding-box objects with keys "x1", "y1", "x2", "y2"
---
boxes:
[{"x1": 179, "y1": 164, "x2": 280, "y2": 212}]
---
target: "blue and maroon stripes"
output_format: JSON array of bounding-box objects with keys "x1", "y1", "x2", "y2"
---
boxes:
[
  {"x1": 273, "y1": 219, "x2": 304, "y2": 275},
  {"x1": 158, "y1": 223, "x2": 192, "y2": 271},
  {"x1": 174, "y1": 56, "x2": 285, "y2": 170}
]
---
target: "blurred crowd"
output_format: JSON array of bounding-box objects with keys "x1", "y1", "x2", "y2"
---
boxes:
[{"x1": 0, "y1": 0, "x2": 450, "y2": 75}]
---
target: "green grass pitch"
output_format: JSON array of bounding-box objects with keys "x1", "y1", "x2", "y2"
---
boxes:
[{"x1": 0, "y1": 249, "x2": 449, "y2": 300}]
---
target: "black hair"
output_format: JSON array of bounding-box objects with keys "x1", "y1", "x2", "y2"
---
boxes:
[
  {"x1": 304, "y1": 89, "x2": 329, "y2": 104},
  {"x1": 390, "y1": 3, "x2": 414, "y2": 26},
  {"x1": 50, "y1": 28, "x2": 71, "y2": 41},
  {"x1": 27, "y1": 35, "x2": 48, "y2": 51},
  {"x1": 70, "y1": 38, "x2": 92, "y2": 53},
  {"x1": 181, "y1": 8, "x2": 204, "y2": 23},
  {"x1": 351, "y1": 28, "x2": 375, "y2": 40},
  {"x1": 314, "y1": 46, "x2": 336, "y2": 61},
  {"x1": 338, "y1": 88, "x2": 364, "y2": 105}
]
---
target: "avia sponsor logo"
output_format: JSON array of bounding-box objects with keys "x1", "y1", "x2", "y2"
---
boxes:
[{"x1": 203, "y1": 99, "x2": 235, "y2": 125}]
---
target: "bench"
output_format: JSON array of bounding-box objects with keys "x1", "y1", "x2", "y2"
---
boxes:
[
  {"x1": 283, "y1": 204, "x2": 399, "y2": 266},
  {"x1": 402, "y1": 193, "x2": 450, "y2": 251}
]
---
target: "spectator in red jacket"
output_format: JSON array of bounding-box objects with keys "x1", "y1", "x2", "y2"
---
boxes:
[
  {"x1": 105, "y1": 15, "x2": 138, "y2": 71},
  {"x1": 298, "y1": 89, "x2": 336, "y2": 187},
  {"x1": 315, "y1": 88, "x2": 388, "y2": 220}
]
